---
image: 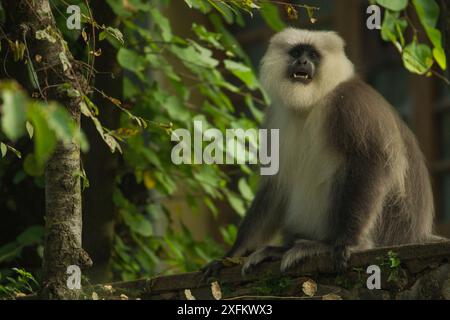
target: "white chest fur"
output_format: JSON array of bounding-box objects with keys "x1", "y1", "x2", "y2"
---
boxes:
[{"x1": 267, "y1": 103, "x2": 344, "y2": 241}]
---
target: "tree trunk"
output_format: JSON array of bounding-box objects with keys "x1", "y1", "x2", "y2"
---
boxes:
[{"x1": 2, "y1": 0, "x2": 92, "y2": 299}]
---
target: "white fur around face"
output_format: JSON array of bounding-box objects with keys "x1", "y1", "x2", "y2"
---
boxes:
[{"x1": 260, "y1": 28, "x2": 355, "y2": 110}]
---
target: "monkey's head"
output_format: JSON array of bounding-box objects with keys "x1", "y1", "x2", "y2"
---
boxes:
[{"x1": 260, "y1": 28, "x2": 354, "y2": 110}]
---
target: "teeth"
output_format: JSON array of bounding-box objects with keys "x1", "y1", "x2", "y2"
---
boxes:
[{"x1": 294, "y1": 73, "x2": 308, "y2": 79}]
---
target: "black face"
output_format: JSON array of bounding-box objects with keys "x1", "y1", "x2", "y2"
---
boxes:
[{"x1": 287, "y1": 44, "x2": 321, "y2": 84}]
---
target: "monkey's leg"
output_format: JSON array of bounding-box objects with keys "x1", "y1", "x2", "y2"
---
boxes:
[
  {"x1": 242, "y1": 245, "x2": 287, "y2": 275},
  {"x1": 280, "y1": 240, "x2": 331, "y2": 272}
]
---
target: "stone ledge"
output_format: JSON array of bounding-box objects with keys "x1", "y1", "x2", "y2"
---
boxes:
[{"x1": 93, "y1": 241, "x2": 450, "y2": 300}]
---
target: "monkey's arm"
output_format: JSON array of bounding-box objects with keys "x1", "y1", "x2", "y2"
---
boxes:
[
  {"x1": 201, "y1": 178, "x2": 284, "y2": 279},
  {"x1": 227, "y1": 178, "x2": 285, "y2": 257}
]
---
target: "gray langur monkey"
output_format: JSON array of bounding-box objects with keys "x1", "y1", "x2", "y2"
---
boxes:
[{"x1": 203, "y1": 28, "x2": 443, "y2": 277}]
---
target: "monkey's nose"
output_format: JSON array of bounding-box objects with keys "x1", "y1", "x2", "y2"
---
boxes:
[{"x1": 298, "y1": 59, "x2": 308, "y2": 65}]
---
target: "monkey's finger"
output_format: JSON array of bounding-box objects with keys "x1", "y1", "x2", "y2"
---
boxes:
[
  {"x1": 241, "y1": 260, "x2": 255, "y2": 276},
  {"x1": 199, "y1": 260, "x2": 224, "y2": 284}
]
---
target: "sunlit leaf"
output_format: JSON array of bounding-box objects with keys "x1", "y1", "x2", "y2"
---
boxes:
[
  {"x1": 1, "y1": 89, "x2": 27, "y2": 141},
  {"x1": 376, "y1": 0, "x2": 408, "y2": 11},
  {"x1": 224, "y1": 59, "x2": 258, "y2": 90},
  {"x1": 0, "y1": 142, "x2": 7, "y2": 157},
  {"x1": 259, "y1": 2, "x2": 285, "y2": 31},
  {"x1": 402, "y1": 41, "x2": 434, "y2": 75}
]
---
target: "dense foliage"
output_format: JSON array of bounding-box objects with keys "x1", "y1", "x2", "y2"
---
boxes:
[{"x1": 0, "y1": 0, "x2": 447, "y2": 298}]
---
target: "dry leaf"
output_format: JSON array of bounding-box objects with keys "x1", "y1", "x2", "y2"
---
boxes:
[
  {"x1": 302, "y1": 279, "x2": 317, "y2": 297},
  {"x1": 92, "y1": 292, "x2": 99, "y2": 300},
  {"x1": 103, "y1": 284, "x2": 113, "y2": 293},
  {"x1": 81, "y1": 29, "x2": 88, "y2": 42},
  {"x1": 184, "y1": 289, "x2": 196, "y2": 300},
  {"x1": 223, "y1": 257, "x2": 244, "y2": 267},
  {"x1": 143, "y1": 171, "x2": 156, "y2": 189},
  {"x1": 211, "y1": 281, "x2": 222, "y2": 300},
  {"x1": 35, "y1": 54, "x2": 42, "y2": 63},
  {"x1": 119, "y1": 294, "x2": 129, "y2": 300},
  {"x1": 322, "y1": 293, "x2": 342, "y2": 300},
  {"x1": 285, "y1": 4, "x2": 298, "y2": 20},
  {"x1": 90, "y1": 48, "x2": 102, "y2": 57}
]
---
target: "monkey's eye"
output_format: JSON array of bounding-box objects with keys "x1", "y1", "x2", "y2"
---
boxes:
[
  {"x1": 288, "y1": 48, "x2": 302, "y2": 59},
  {"x1": 309, "y1": 50, "x2": 320, "y2": 60}
]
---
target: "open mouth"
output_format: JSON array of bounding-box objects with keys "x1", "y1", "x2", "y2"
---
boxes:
[
  {"x1": 288, "y1": 65, "x2": 314, "y2": 84},
  {"x1": 292, "y1": 71, "x2": 311, "y2": 81}
]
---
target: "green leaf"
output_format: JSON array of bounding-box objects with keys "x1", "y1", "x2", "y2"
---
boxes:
[
  {"x1": 413, "y1": 0, "x2": 446, "y2": 69},
  {"x1": 26, "y1": 121, "x2": 34, "y2": 138},
  {"x1": 192, "y1": 23, "x2": 223, "y2": 50},
  {"x1": 23, "y1": 150, "x2": 42, "y2": 177},
  {"x1": 165, "y1": 96, "x2": 191, "y2": 122},
  {"x1": 172, "y1": 42, "x2": 219, "y2": 69},
  {"x1": 1, "y1": 89, "x2": 27, "y2": 140},
  {"x1": 47, "y1": 104, "x2": 75, "y2": 143},
  {"x1": 402, "y1": 41, "x2": 434, "y2": 75},
  {"x1": 207, "y1": 0, "x2": 234, "y2": 24},
  {"x1": 27, "y1": 103, "x2": 56, "y2": 166},
  {"x1": 117, "y1": 48, "x2": 147, "y2": 72},
  {"x1": 104, "y1": 133, "x2": 123, "y2": 154},
  {"x1": 225, "y1": 191, "x2": 246, "y2": 216},
  {"x1": 413, "y1": 0, "x2": 439, "y2": 28},
  {"x1": 184, "y1": 0, "x2": 212, "y2": 13},
  {"x1": 433, "y1": 47, "x2": 447, "y2": 70},
  {"x1": 0, "y1": 242, "x2": 23, "y2": 263},
  {"x1": 381, "y1": 10, "x2": 407, "y2": 48},
  {"x1": 245, "y1": 94, "x2": 263, "y2": 123},
  {"x1": 376, "y1": 0, "x2": 408, "y2": 11},
  {"x1": 238, "y1": 178, "x2": 254, "y2": 201},
  {"x1": 99, "y1": 27, "x2": 124, "y2": 48},
  {"x1": 6, "y1": 144, "x2": 21, "y2": 158},
  {"x1": 150, "y1": 8, "x2": 172, "y2": 41},
  {"x1": 224, "y1": 59, "x2": 258, "y2": 90},
  {"x1": 209, "y1": 13, "x2": 250, "y2": 64},
  {"x1": 121, "y1": 210, "x2": 153, "y2": 237},
  {"x1": 106, "y1": 0, "x2": 150, "y2": 18},
  {"x1": 16, "y1": 226, "x2": 44, "y2": 246},
  {"x1": 260, "y1": 2, "x2": 286, "y2": 32},
  {"x1": 0, "y1": 142, "x2": 6, "y2": 157}
]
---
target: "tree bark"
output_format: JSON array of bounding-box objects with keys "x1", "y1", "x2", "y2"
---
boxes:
[{"x1": 1, "y1": 0, "x2": 92, "y2": 299}]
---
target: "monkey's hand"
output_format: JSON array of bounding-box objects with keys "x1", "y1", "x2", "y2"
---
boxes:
[
  {"x1": 200, "y1": 259, "x2": 225, "y2": 283},
  {"x1": 201, "y1": 257, "x2": 246, "y2": 284},
  {"x1": 242, "y1": 246, "x2": 286, "y2": 275}
]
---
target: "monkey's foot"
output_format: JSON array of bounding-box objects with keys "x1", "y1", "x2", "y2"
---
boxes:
[
  {"x1": 280, "y1": 240, "x2": 331, "y2": 272},
  {"x1": 331, "y1": 245, "x2": 350, "y2": 272},
  {"x1": 242, "y1": 246, "x2": 287, "y2": 275}
]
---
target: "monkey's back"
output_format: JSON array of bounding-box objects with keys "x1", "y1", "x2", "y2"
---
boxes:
[
  {"x1": 330, "y1": 78, "x2": 435, "y2": 246},
  {"x1": 374, "y1": 122, "x2": 435, "y2": 246}
]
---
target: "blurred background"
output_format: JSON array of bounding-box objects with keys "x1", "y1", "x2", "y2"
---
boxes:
[
  {"x1": 0, "y1": 0, "x2": 448, "y2": 296},
  {"x1": 169, "y1": 0, "x2": 450, "y2": 239}
]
